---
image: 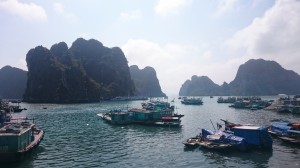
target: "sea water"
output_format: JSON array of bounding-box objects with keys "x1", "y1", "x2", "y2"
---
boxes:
[{"x1": 5, "y1": 96, "x2": 300, "y2": 168}]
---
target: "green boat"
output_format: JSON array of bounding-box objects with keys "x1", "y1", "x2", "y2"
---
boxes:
[{"x1": 0, "y1": 110, "x2": 44, "y2": 162}]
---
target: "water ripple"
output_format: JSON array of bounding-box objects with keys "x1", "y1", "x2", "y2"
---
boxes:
[{"x1": 5, "y1": 98, "x2": 300, "y2": 168}]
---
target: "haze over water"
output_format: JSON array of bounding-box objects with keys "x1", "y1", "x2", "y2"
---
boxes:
[{"x1": 5, "y1": 96, "x2": 300, "y2": 168}]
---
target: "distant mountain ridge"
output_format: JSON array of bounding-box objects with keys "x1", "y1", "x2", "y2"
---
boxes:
[
  {"x1": 0, "y1": 38, "x2": 167, "y2": 102},
  {"x1": 0, "y1": 66, "x2": 27, "y2": 99},
  {"x1": 179, "y1": 59, "x2": 300, "y2": 96},
  {"x1": 129, "y1": 65, "x2": 166, "y2": 97}
]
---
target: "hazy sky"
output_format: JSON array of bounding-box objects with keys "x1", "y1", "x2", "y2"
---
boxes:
[{"x1": 1, "y1": 0, "x2": 300, "y2": 95}]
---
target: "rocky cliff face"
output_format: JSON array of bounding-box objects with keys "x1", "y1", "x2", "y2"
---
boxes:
[
  {"x1": 0, "y1": 66, "x2": 27, "y2": 99},
  {"x1": 129, "y1": 65, "x2": 166, "y2": 97},
  {"x1": 179, "y1": 59, "x2": 300, "y2": 96},
  {"x1": 226, "y1": 59, "x2": 300, "y2": 95},
  {"x1": 23, "y1": 38, "x2": 135, "y2": 103},
  {"x1": 179, "y1": 75, "x2": 222, "y2": 96}
]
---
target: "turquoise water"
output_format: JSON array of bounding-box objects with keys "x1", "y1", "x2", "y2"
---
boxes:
[{"x1": 5, "y1": 97, "x2": 300, "y2": 168}]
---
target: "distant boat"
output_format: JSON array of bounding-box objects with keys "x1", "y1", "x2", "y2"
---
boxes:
[
  {"x1": 181, "y1": 97, "x2": 203, "y2": 105},
  {"x1": 110, "y1": 96, "x2": 148, "y2": 101},
  {"x1": 217, "y1": 97, "x2": 236, "y2": 103}
]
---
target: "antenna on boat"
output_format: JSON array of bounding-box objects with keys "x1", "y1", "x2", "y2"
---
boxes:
[{"x1": 210, "y1": 119, "x2": 216, "y2": 131}]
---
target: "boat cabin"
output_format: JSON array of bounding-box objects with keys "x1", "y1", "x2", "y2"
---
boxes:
[
  {"x1": 0, "y1": 122, "x2": 35, "y2": 153},
  {"x1": 231, "y1": 125, "x2": 272, "y2": 149}
]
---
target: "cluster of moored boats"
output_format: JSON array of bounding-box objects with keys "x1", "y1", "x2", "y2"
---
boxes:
[
  {"x1": 218, "y1": 96, "x2": 273, "y2": 110},
  {"x1": 217, "y1": 95, "x2": 300, "y2": 113},
  {"x1": 97, "y1": 99, "x2": 184, "y2": 127},
  {"x1": 183, "y1": 119, "x2": 300, "y2": 151},
  {"x1": 0, "y1": 99, "x2": 27, "y2": 113},
  {"x1": 1, "y1": 95, "x2": 299, "y2": 163}
]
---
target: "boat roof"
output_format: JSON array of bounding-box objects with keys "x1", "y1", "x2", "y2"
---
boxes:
[
  {"x1": 0, "y1": 122, "x2": 34, "y2": 136},
  {"x1": 129, "y1": 108, "x2": 151, "y2": 113},
  {"x1": 233, "y1": 125, "x2": 261, "y2": 130}
]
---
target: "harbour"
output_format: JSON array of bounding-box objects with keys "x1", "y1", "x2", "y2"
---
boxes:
[{"x1": 2, "y1": 96, "x2": 300, "y2": 168}]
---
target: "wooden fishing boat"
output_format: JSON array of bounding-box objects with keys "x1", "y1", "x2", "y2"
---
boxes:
[
  {"x1": 269, "y1": 119, "x2": 300, "y2": 145},
  {"x1": 97, "y1": 110, "x2": 132, "y2": 125},
  {"x1": 183, "y1": 136, "x2": 201, "y2": 148},
  {"x1": 0, "y1": 111, "x2": 44, "y2": 162}
]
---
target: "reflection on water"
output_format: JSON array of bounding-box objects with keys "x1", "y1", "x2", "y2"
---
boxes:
[
  {"x1": 3, "y1": 96, "x2": 300, "y2": 168},
  {"x1": 200, "y1": 148, "x2": 273, "y2": 168}
]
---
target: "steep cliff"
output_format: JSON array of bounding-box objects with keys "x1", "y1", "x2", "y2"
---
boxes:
[
  {"x1": 23, "y1": 38, "x2": 135, "y2": 103},
  {"x1": 0, "y1": 66, "x2": 27, "y2": 99},
  {"x1": 179, "y1": 75, "x2": 222, "y2": 96},
  {"x1": 129, "y1": 65, "x2": 166, "y2": 97},
  {"x1": 226, "y1": 59, "x2": 300, "y2": 95}
]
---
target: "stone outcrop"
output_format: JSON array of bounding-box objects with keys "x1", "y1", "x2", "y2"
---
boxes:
[
  {"x1": 23, "y1": 38, "x2": 135, "y2": 103},
  {"x1": 130, "y1": 65, "x2": 166, "y2": 97}
]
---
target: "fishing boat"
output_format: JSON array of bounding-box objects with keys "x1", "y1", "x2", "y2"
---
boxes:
[
  {"x1": 129, "y1": 108, "x2": 183, "y2": 127},
  {"x1": 98, "y1": 105, "x2": 184, "y2": 127},
  {"x1": 154, "y1": 116, "x2": 182, "y2": 127},
  {"x1": 200, "y1": 128, "x2": 247, "y2": 151},
  {"x1": 97, "y1": 109, "x2": 132, "y2": 125},
  {"x1": 268, "y1": 119, "x2": 300, "y2": 144},
  {"x1": 183, "y1": 135, "x2": 201, "y2": 148},
  {"x1": 181, "y1": 97, "x2": 203, "y2": 105},
  {"x1": 221, "y1": 119, "x2": 273, "y2": 150},
  {"x1": 0, "y1": 110, "x2": 44, "y2": 162}
]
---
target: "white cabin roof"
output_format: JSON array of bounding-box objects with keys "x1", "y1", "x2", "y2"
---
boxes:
[{"x1": 233, "y1": 125, "x2": 260, "y2": 130}]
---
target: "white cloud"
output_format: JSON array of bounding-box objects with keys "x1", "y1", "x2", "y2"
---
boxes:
[
  {"x1": 17, "y1": 58, "x2": 27, "y2": 71},
  {"x1": 155, "y1": 0, "x2": 192, "y2": 17},
  {"x1": 120, "y1": 9, "x2": 142, "y2": 22},
  {"x1": 215, "y1": 0, "x2": 238, "y2": 16},
  {"x1": 53, "y1": 2, "x2": 77, "y2": 23},
  {"x1": 225, "y1": 0, "x2": 300, "y2": 74},
  {"x1": 121, "y1": 39, "x2": 227, "y2": 95},
  {"x1": 0, "y1": 0, "x2": 47, "y2": 22}
]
